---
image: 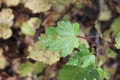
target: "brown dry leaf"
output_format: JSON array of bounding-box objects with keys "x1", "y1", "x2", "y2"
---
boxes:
[
  {"x1": 28, "y1": 42, "x2": 60, "y2": 65},
  {"x1": 14, "y1": 15, "x2": 27, "y2": 27},
  {"x1": 24, "y1": 36, "x2": 34, "y2": 45},
  {"x1": 42, "y1": 12, "x2": 60, "y2": 27},
  {"x1": 12, "y1": 58, "x2": 21, "y2": 73},
  {"x1": 24, "y1": 0, "x2": 52, "y2": 13},
  {"x1": 6, "y1": 76, "x2": 18, "y2": 80},
  {"x1": 3, "y1": 0, "x2": 20, "y2": 7},
  {"x1": 106, "y1": 63, "x2": 118, "y2": 76},
  {"x1": 42, "y1": 15, "x2": 55, "y2": 27}
]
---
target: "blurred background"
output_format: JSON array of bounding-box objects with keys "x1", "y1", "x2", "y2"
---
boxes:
[{"x1": 0, "y1": 0, "x2": 120, "y2": 80}]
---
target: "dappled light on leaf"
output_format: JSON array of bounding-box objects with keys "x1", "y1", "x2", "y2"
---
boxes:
[{"x1": 39, "y1": 21, "x2": 80, "y2": 57}]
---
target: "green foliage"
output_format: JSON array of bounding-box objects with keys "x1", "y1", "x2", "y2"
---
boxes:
[
  {"x1": 58, "y1": 65, "x2": 109, "y2": 80},
  {"x1": 111, "y1": 17, "x2": 120, "y2": 35},
  {"x1": 18, "y1": 62, "x2": 44, "y2": 77},
  {"x1": 106, "y1": 48, "x2": 117, "y2": 58},
  {"x1": 80, "y1": 55, "x2": 96, "y2": 68},
  {"x1": 96, "y1": 67, "x2": 110, "y2": 80},
  {"x1": 115, "y1": 32, "x2": 120, "y2": 49},
  {"x1": 0, "y1": 56, "x2": 7, "y2": 69},
  {"x1": 21, "y1": 22, "x2": 35, "y2": 36},
  {"x1": 95, "y1": 21, "x2": 103, "y2": 37},
  {"x1": 21, "y1": 17, "x2": 41, "y2": 36},
  {"x1": 27, "y1": 21, "x2": 110, "y2": 80},
  {"x1": 32, "y1": 62, "x2": 45, "y2": 74},
  {"x1": 67, "y1": 45, "x2": 96, "y2": 68},
  {"x1": 39, "y1": 21, "x2": 80, "y2": 57},
  {"x1": 18, "y1": 62, "x2": 34, "y2": 76}
]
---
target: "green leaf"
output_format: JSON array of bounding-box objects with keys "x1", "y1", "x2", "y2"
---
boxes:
[
  {"x1": 18, "y1": 62, "x2": 34, "y2": 77},
  {"x1": 106, "y1": 48, "x2": 117, "y2": 58},
  {"x1": 0, "y1": 56, "x2": 7, "y2": 69},
  {"x1": 98, "y1": 4, "x2": 111, "y2": 21},
  {"x1": 56, "y1": 21, "x2": 80, "y2": 36},
  {"x1": 33, "y1": 62, "x2": 45, "y2": 74},
  {"x1": 46, "y1": 27, "x2": 58, "y2": 36},
  {"x1": 67, "y1": 56, "x2": 79, "y2": 66},
  {"x1": 21, "y1": 22, "x2": 35, "y2": 36},
  {"x1": 111, "y1": 17, "x2": 120, "y2": 35},
  {"x1": 96, "y1": 67, "x2": 110, "y2": 80},
  {"x1": 95, "y1": 21, "x2": 103, "y2": 37},
  {"x1": 80, "y1": 55, "x2": 96, "y2": 68},
  {"x1": 78, "y1": 45, "x2": 90, "y2": 57},
  {"x1": 59, "y1": 65, "x2": 110, "y2": 80},
  {"x1": 67, "y1": 45, "x2": 96, "y2": 68},
  {"x1": 18, "y1": 62, "x2": 45, "y2": 77},
  {"x1": 39, "y1": 21, "x2": 80, "y2": 57},
  {"x1": 58, "y1": 65, "x2": 80, "y2": 80},
  {"x1": 27, "y1": 17, "x2": 41, "y2": 29},
  {"x1": 115, "y1": 32, "x2": 120, "y2": 49},
  {"x1": 74, "y1": 68, "x2": 99, "y2": 80},
  {"x1": 59, "y1": 65, "x2": 100, "y2": 80}
]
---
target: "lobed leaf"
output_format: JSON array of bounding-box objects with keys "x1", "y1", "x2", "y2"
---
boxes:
[
  {"x1": 39, "y1": 21, "x2": 80, "y2": 57},
  {"x1": 28, "y1": 42, "x2": 60, "y2": 65}
]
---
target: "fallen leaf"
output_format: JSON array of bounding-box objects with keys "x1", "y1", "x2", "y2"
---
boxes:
[
  {"x1": 28, "y1": 42, "x2": 60, "y2": 65},
  {"x1": 24, "y1": 0, "x2": 52, "y2": 13},
  {"x1": 3, "y1": 0, "x2": 20, "y2": 7},
  {"x1": 0, "y1": 8, "x2": 14, "y2": 26},
  {"x1": 0, "y1": 23, "x2": 12, "y2": 39}
]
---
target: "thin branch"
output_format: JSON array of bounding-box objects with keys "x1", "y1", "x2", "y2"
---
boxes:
[
  {"x1": 77, "y1": 35, "x2": 97, "y2": 47},
  {"x1": 55, "y1": 2, "x2": 76, "y2": 22}
]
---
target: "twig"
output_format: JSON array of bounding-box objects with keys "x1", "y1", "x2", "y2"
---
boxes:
[
  {"x1": 55, "y1": 2, "x2": 76, "y2": 22},
  {"x1": 77, "y1": 35, "x2": 97, "y2": 47}
]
